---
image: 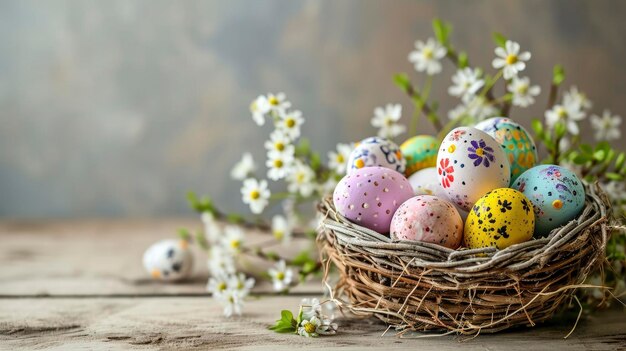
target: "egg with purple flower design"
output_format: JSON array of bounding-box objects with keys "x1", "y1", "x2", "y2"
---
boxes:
[
  {"x1": 346, "y1": 137, "x2": 406, "y2": 175},
  {"x1": 436, "y1": 127, "x2": 511, "y2": 211}
]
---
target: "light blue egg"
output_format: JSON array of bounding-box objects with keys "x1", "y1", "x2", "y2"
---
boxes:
[{"x1": 511, "y1": 165, "x2": 585, "y2": 236}]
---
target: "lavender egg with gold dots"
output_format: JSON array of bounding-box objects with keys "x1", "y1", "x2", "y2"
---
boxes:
[
  {"x1": 437, "y1": 127, "x2": 511, "y2": 211},
  {"x1": 475, "y1": 117, "x2": 538, "y2": 184},
  {"x1": 512, "y1": 165, "x2": 585, "y2": 236},
  {"x1": 333, "y1": 167, "x2": 413, "y2": 234},
  {"x1": 346, "y1": 137, "x2": 406, "y2": 175}
]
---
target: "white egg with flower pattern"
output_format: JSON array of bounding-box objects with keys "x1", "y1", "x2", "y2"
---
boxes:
[
  {"x1": 436, "y1": 127, "x2": 511, "y2": 211},
  {"x1": 408, "y1": 167, "x2": 469, "y2": 221},
  {"x1": 346, "y1": 137, "x2": 406, "y2": 175},
  {"x1": 143, "y1": 239, "x2": 193, "y2": 281}
]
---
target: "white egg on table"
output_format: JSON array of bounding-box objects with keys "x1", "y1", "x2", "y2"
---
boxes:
[{"x1": 143, "y1": 239, "x2": 193, "y2": 281}]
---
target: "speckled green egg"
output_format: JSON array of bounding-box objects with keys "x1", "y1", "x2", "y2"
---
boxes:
[
  {"x1": 400, "y1": 135, "x2": 439, "y2": 177},
  {"x1": 464, "y1": 188, "x2": 535, "y2": 250},
  {"x1": 512, "y1": 165, "x2": 585, "y2": 236},
  {"x1": 475, "y1": 117, "x2": 537, "y2": 184}
]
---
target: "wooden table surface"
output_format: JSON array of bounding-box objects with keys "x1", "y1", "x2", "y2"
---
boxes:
[{"x1": 1, "y1": 219, "x2": 625, "y2": 350}]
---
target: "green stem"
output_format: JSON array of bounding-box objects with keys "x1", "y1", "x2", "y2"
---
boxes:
[{"x1": 480, "y1": 70, "x2": 503, "y2": 100}]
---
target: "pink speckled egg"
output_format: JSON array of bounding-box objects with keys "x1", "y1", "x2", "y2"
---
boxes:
[
  {"x1": 333, "y1": 166, "x2": 413, "y2": 233},
  {"x1": 390, "y1": 195, "x2": 463, "y2": 249}
]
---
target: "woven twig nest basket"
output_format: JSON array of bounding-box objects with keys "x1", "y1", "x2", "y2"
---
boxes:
[{"x1": 317, "y1": 183, "x2": 612, "y2": 335}]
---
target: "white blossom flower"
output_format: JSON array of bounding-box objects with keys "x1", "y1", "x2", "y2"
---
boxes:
[
  {"x1": 448, "y1": 67, "x2": 484, "y2": 103},
  {"x1": 563, "y1": 86, "x2": 592, "y2": 111},
  {"x1": 545, "y1": 103, "x2": 585, "y2": 135},
  {"x1": 301, "y1": 298, "x2": 322, "y2": 320},
  {"x1": 208, "y1": 246, "x2": 236, "y2": 275},
  {"x1": 230, "y1": 153, "x2": 256, "y2": 181},
  {"x1": 241, "y1": 178, "x2": 271, "y2": 214},
  {"x1": 221, "y1": 225, "x2": 245, "y2": 255},
  {"x1": 408, "y1": 38, "x2": 447, "y2": 75},
  {"x1": 466, "y1": 96, "x2": 499, "y2": 121},
  {"x1": 219, "y1": 288, "x2": 244, "y2": 317},
  {"x1": 266, "y1": 152, "x2": 294, "y2": 181},
  {"x1": 298, "y1": 316, "x2": 322, "y2": 338},
  {"x1": 264, "y1": 130, "x2": 295, "y2": 157},
  {"x1": 267, "y1": 92, "x2": 291, "y2": 114},
  {"x1": 327, "y1": 143, "x2": 353, "y2": 175},
  {"x1": 590, "y1": 110, "x2": 622, "y2": 141},
  {"x1": 206, "y1": 272, "x2": 229, "y2": 297},
  {"x1": 227, "y1": 272, "x2": 255, "y2": 297},
  {"x1": 268, "y1": 260, "x2": 293, "y2": 292},
  {"x1": 508, "y1": 76, "x2": 541, "y2": 108},
  {"x1": 371, "y1": 104, "x2": 406, "y2": 138},
  {"x1": 250, "y1": 95, "x2": 270, "y2": 126},
  {"x1": 447, "y1": 103, "x2": 467, "y2": 121},
  {"x1": 201, "y1": 211, "x2": 221, "y2": 244},
  {"x1": 272, "y1": 215, "x2": 293, "y2": 244},
  {"x1": 286, "y1": 161, "x2": 316, "y2": 197},
  {"x1": 276, "y1": 110, "x2": 304, "y2": 140},
  {"x1": 492, "y1": 40, "x2": 531, "y2": 79}
]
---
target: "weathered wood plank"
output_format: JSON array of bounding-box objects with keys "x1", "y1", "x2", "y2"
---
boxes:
[
  {"x1": 0, "y1": 296, "x2": 624, "y2": 350},
  {"x1": 0, "y1": 219, "x2": 321, "y2": 296}
]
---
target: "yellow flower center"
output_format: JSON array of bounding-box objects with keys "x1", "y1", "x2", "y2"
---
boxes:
[
  {"x1": 230, "y1": 240, "x2": 241, "y2": 250},
  {"x1": 506, "y1": 54, "x2": 518, "y2": 65},
  {"x1": 304, "y1": 322, "x2": 316, "y2": 334},
  {"x1": 250, "y1": 190, "x2": 260, "y2": 200},
  {"x1": 273, "y1": 230, "x2": 284, "y2": 240},
  {"x1": 336, "y1": 154, "x2": 345, "y2": 163},
  {"x1": 385, "y1": 117, "x2": 393, "y2": 126},
  {"x1": 475, "y1": 147, "x2": 484, "y2": 156},
  {"x1": 285, "y1": 118, "x2": 296, "y2": 128},
  {"x1": 296, "y1": 173, "x2": 305, "y2": 183},
  {"x1": 218, "y1": 282, "x2": 227, "y2": 291},
  {"x1": 517, "y1": 84, "x2": 528, "y2": 95},
  {"x1": 269, "y1": 96, "x2": 279, "y2": 106},
  {"x1": 273, "y1": 159, "x2": 284, "y2": 168},
  {"x1": 276, "y1": 271, "x2": 285, "y2": 280},
  {"x1": 355, "y1": 159, "x2": 365, "y2": 169},
  {"x1": 275, "y1": 142, "x2": 285, "y2": 151},
  {"x1": 557, "y1": 108, "x2": 568, "y2": 119},
  {"x1": 423, "y1": 48, "x2": 433, "y2": 59}
]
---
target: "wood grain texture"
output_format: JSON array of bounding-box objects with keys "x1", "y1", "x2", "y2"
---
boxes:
[
  {"x1": 0, "y1": 219, "x2": 319, "y2": 296},
  {"x1": 1, "y1": 297, "x2": 625, "y2": 350}
]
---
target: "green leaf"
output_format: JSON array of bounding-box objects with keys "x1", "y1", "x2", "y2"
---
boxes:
[
  {"x1": 554, "y1": 122, "x2": 566, "y2": 139},
  {"x1": 177, "y1": 228, "x2": 192, "y2": 242},
  {"x1": 492, "y1": 32, "x2": 507, "y2": 47},
  {"x1": 296, "y1": 307, "x2": 304, "y2": 325},
  {"x1": 195, "y1": 231, "x2": 208, "y2": 250},
  {"x1": 302, "y1": 261, "x2": 318, "y2": 274},
  {"x1": 295, "y1": 138, "x2": 311, "y2": 157},
  {"x1": 457, "y1": 51, "x2": 468, "y2": 68},
  {"x1": 572, "y1": 154, "x2": 589, "y2": 165},
  {"x1": 531, "y1": 119, "x2": 544, "y2": 136},
  {"x1": 281, "y1": 310, "x2": 294, "y2": 324},
  {"x1": 292, "y1": 250, "x2": 314, "y2": 267},
  {"x1": 606, "y1": 172, "x2": 623, "y2": 181},
  {"x1": 432, "y1": 18, "x2": 452, "y2": 45},
  {"x1": 580, "y1": 144, "x2": 593, "y2": 156},
  {"x1": 393, "y1": 73, "x2": 411, "y2": 93},
  {"x1": 615, "y1": 152, "x2": 625, "y2": 170},
  {"x1": 186, "y1": 192, "x2": 214, "y2": 214},
  {"x1": 269, "y1": 310, "x2": 297, "y2": 333},
  {"x1": 310, "y1": 152, "x2": 322, "y2": 171},
  {"x1": 226, "y1": 213, "x2": 245, "y2": 224},
  {"x1": 552, "y1": 64, "x2": 565, "y2": 85},
  {"x1": 593, "y1": 150, "x2": 606, "y2": 162},
  {"x1": 264, "y1": 250, "x2": 280, "y2": 261}
]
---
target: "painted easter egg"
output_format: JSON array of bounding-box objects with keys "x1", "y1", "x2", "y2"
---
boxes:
[
  {"x1": 464, "y1": 188, "x2": 535, "y2": 250},
  {"x1": 143, "y1": 239, "x2": 193, "y2": 281},
  {"x1": 390, "y1": 195, "x2": 463, "y2": 249},
  {"x1": 475, "y1": 117, "x2": 537, "y2": 184},
  {"x1": 512, "y1": 165, "x2": 585, "y2": 236},
  {"x1": 333, "y1": 166, "x2": 413, "y2": 233},
  {"x1": 400, "y1": 135, "x2": 439, "y2": 176},
  {"x1": 346, "y1": 137, "x2": 406, "y2": 175},
  {"x1": 408, "y1": 167, "x2": 469, "y2": 221},
  {"x1": 437, "y1": 127, "x2": 511, "y2": 211}
]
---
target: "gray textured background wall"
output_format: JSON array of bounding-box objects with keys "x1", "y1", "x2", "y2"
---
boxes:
[{"x1": 1, "y1": 0, "x2": 625, "y2": 218}]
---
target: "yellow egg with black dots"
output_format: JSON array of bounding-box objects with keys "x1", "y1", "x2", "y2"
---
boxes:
[{"x1": 464, "y1": 188, "x2": 535, "y2": 250}]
